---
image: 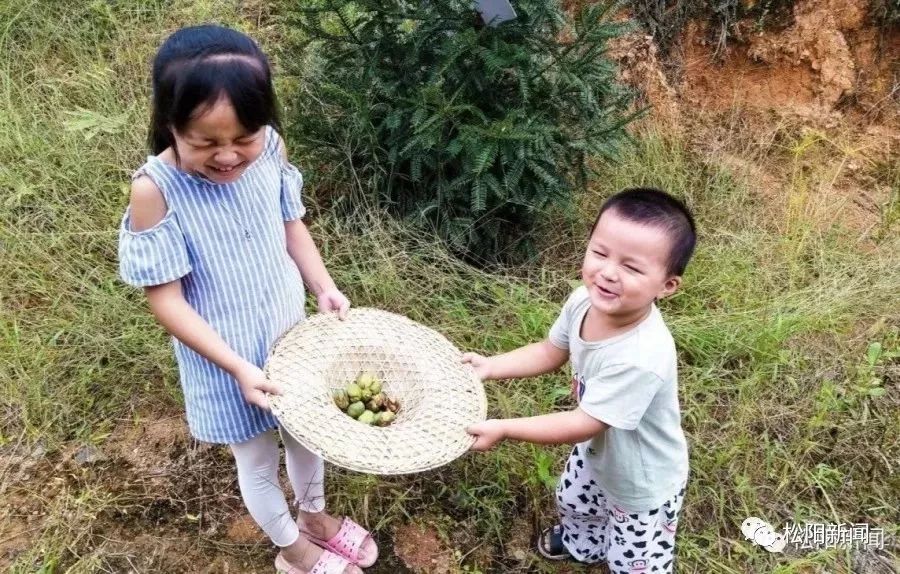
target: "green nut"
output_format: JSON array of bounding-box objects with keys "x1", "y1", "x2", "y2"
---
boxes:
[
  {"x1": 356, "y1": 371, "x2": 376, "y2": 389},
  {"x1": 359, "y1": 387, "x2": 373, "y2": 402},
  {"x1": 367, "y1": 393, "x2": 385, "y2": 412},
  {"x1": 369, "y1": 379, "x2": 382, "y2": 394},
  {"x1": 377, "y1": 411, "x2": 396, "y2": 426},
  {"x1": 358, "y1": 410, "x2": 377, "y2": 425},
  {"x1": 346, "y1": 384, "x2": 362, "y2": 401},
  {"x1": 333, "y1": 389, "x2": 350, "y2": 410},
  {"x1": 346, "y1": 401, "x2": 365, "y2": 419}
]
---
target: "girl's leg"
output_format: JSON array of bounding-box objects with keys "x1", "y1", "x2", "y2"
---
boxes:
[
  {"x1": 605, "y1": 483, "x2": 686, "y2": 574},
  {"x1": 280, "y1": 427, "x2": 326, "y2": 512},
  {"x1": 230, "y1": 431, "x2": 300, "y2": 547},
  {"x1": 556, "y1": 444, "x2": 610, "y2": 563},
  {"x1": 231, "y1": 431, "x2": 360, "y2": 573},
  {"x1": 281, "y1": 429, "x2": 378, "y2": 567}
]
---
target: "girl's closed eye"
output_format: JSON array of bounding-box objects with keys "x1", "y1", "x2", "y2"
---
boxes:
[
  {"x1": 191, "y1": 136, "x2": 255, "y2": 148},
  {"x1": 186, "y1": 135, "x2": 221, "y2": 149}
]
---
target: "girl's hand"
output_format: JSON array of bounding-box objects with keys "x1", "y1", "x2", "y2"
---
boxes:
[
  {"x1": 467, "y1": 419, "x2": 506, "y2": 451},
  {"x1": 461, "y1": 352, "x2": 493, "y2": 380},
  {"x1": 316, "y1": 288, "x2": 350, "y2": 320},
  {"x1": 233, "y1": 362, "x2": 282, "y2": 410}
]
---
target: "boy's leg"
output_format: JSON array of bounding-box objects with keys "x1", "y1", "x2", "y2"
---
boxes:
[
  {"x1": 555, "y1": 444, "x2": 610, "y2": 563},
  {"x1": 605, "y1": 483, "x2": 686, "y2": 574}
]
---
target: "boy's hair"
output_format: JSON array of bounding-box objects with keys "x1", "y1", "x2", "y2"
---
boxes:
[
  {"x1": 149, "y1": 25, "x2": 280, "y2": 158},
  {"x1": 592, "y1": 188, "x2": 696, "y2": 276}
]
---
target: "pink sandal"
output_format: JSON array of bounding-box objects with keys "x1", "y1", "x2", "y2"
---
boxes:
[
  {"x1": 303, "y1": 517, "x2": 378, "y2": 568},
  {"x1": 274, "y1": 549, "x2": 354, "y2": 574}
]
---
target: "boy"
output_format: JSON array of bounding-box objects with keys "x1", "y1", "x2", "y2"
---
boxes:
[{"x1": 464, "y1": 188, "x2": 695, "y2": 573}]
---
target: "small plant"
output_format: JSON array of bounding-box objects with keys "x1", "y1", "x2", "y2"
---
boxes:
[
  {"x1": 628, "y1": 0, "x2": 796, "y2": 54},
  {"x1": 285, "y1": 0, "x2": 634, "y2": 262},
  {"x1": 871, "y1": 0, "x2": 900, "y2": 29},
  {"x1": 853, "y1": 336, "x2": 898, "y2": 403}
]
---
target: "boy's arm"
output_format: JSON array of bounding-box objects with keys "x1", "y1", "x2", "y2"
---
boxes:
[
  {"x1": 463, "y1": 339, "x2": 569, "y2": 381},
  {"x1": 468, "y1": 409, "x2": 607, "y2": 451}
]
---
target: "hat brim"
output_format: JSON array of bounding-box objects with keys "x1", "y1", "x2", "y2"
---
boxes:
[{"x1": 266, "y1": 308, "x2": 487, "y2": 475}]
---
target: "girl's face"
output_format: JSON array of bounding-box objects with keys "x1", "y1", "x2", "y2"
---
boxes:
[
  {"x1": 171, "y1": 96, "x2": 266, "y2": 184},
  {"x1": 581, "y1": 209, "x2": 681, "y2": 322}
]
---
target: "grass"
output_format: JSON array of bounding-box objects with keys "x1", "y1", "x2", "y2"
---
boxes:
[{"x1": 1, "y1": 1, "x2": 898, "y2": 572}]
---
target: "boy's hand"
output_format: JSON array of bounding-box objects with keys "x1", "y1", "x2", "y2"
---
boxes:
[
  {"x1": 461, "y1": 352, "x2": 493, "y2": 380},
  {"x1": 234, "y1": 362, "x2": 283, "y2": 410},
  {"x1": 467, "y1": 419, "x2": 506, "y2": 451},
  {"x1": 317, "y1": 288, "x2": 351, "y2": 320}
]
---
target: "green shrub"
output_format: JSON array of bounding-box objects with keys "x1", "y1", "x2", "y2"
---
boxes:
[{"x1": 284, "y1": 0, "x2": 634, "y2": 262}]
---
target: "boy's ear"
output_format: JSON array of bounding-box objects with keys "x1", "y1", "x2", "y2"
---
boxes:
[{"x1": 657, "y1": 276, "x2": 681, "y2": 300}]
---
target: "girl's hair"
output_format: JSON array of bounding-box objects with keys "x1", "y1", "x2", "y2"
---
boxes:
[{"x1": 149, "y1": 24, "x2": 280, "y2": 158}]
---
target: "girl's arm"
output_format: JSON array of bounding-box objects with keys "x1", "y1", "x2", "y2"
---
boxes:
[
  {"x1": 145, "y1": 281, "x2": 280, "y2": 409},
  {"x1": 279, "y1": 140, "x2": 349, "y2": 318},
  {"x1": 129, "y1": 177, "x2": 278, "y2": 409},
  {"x1": 467, "y1": 409, "x2": 607, "y2": 451},
  {"x1": 284, "y1": 219, "x2": 343, "y2": 301},
  {"x1": 462, "y1": 339, "x2": 569, "y2": 381}
]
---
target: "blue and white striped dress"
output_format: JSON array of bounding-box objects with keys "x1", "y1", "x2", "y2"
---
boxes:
[{"x1": 118, "y1": 126, "x2": 306, "y2": 444}]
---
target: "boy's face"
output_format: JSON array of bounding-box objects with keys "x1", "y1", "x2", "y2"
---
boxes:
[
  {"x1": 172, "y1": 96, "x2": 266, "y2": 184},
  {"x1": 581, "y1": 209, "x2": 681, "y2": 321}
]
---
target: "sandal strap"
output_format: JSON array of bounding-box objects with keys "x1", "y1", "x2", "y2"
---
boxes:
[
  {"x1": 320, "y1": 517, "x2": 368, "y2": 563},
  {"x1": 537, "y1": 524, "x2": 572, "y2": 560},
  {"x1": 310, "y1": 549, "x2": 352, "y2": 574},
  {"x1": 275, "y1": 550, "x2": 351, "y2": 574}
]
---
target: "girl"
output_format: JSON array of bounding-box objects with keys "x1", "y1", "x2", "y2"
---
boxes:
[{"x1": 118, "y1": 25, "x2": 377, "y2": 574}]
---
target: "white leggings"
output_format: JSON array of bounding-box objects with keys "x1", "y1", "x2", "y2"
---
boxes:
[{"x1": 229, "y1": 429, "x2": 325, "y2": 547}]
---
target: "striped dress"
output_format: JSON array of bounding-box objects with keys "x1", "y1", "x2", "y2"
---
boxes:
[{"x1": 118, "y1": 126, "x2": 306, "y2": 444}]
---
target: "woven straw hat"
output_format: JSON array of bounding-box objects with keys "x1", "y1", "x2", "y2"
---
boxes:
[{"x1": 265, "y1": 308, "x2": 487, "y2": 475}]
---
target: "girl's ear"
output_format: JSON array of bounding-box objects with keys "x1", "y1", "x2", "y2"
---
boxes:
[{"x1": 657, "y1": 276, "x2": 681, "y2": 300}]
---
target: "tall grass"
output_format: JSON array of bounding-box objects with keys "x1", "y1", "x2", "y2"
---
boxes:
[{"x1": 1, "y1": 1, "x2": 897, "y2": 572}]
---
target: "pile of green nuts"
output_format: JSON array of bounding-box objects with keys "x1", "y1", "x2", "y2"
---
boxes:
[{"x1": 333, "y1": 371, "x2": 400, "y2": 426}]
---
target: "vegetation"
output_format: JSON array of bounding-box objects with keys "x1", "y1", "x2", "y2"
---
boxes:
[
  {"x1": 1, "y1": 0, "x2": 896, "y2": 572},
  {"x1": 628, "y1": 0, "x2": 796, "y2": 53},
  {"x1": 283, "y1": 0, "x2": 634, "y2": 262}
]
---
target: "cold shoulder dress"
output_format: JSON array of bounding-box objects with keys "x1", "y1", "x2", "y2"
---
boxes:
[{"x1": 118, "y1": 126, "x2": 307, "y2": 444}]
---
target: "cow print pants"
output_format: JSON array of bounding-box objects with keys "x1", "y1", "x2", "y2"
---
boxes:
[{"x1": 556, "y1": 445, "x2": 685, "y2": 573}]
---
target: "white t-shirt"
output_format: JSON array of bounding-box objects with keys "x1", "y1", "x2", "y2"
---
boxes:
[{"x1": 549, "y1": 286, "x2": 689, "y2": 511}]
